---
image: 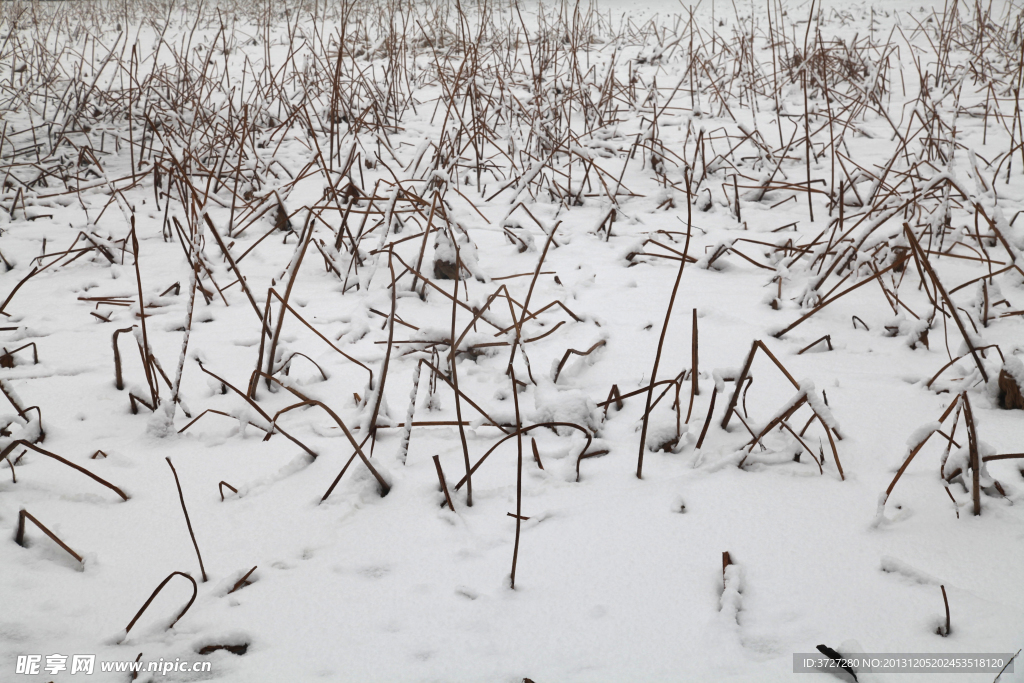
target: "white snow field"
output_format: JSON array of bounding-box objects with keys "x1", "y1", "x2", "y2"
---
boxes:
[{"x1": 1, "y1": 0, "x2": 1023, "y2": 680}]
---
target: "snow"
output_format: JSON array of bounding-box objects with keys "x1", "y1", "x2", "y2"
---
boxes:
[
  {"x1": 1004, "y1": 356, "x2": 1024, "y2": 388},
  {"x1": 1, "y1": 0, "x2": 1023, "y2": 681}
]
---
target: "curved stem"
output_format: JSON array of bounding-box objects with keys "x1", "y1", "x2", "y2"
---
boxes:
[
  {"x1": 125, "y1": 571, "x2": 198, "y2": 634},
  {"x1": 638, "y1": 173, "x2": 693, "y2": 477}
]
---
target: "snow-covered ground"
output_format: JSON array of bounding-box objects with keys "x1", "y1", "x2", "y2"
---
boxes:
[{"x1": 1, "y1": 0, "x2": 1023, "y2": 680}]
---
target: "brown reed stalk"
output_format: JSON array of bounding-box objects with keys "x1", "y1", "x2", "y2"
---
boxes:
[
  {"x1": 166, "y1": 457, "x2": 208, "y2": 582},
  {"x1": 0, "y1": 441, "x2": 128, "y2": 501},
  {"x1": 130, "y1": 224, "x2": 159, "y2": 407},
  {"x1": 510, "y1": 367, "x2": 524, "y2": 589},
  {"x1": 432, "y1": 455, "x2": 455, "y2": 511},
  {"x1": 960, "y1": 391, "x2": 982, "y2": 515},
  {"x1": 265, "y1": 215, "x2": 315, "y2": 389},
  {"x1": 938, "y1": 585, "x2": 951, "y2": 636},
  {"x1": 368, "y1": 251, "x2": 399, "y2": 444},
  {"x1": 552, "y1": 339, "x2": 606, "y2": 383},
  {"x1": 904, "y1": 224, "x2": 990, "y2": 383},
  {"x1": 882, "y1": 397, "x2": 962, "y2": 507},
  {"x1": 320, "y1": 433, "x2": 374, "y2": 503},
  {"x1": 227, "y1": 566, "x2": 258, "y2": 594},
  {"x1": 447, "y1": 245, "x2": 473, "y2": 507},
  {"x1": 218, "y1": 481, "x2": 238, "y2": 501},
  {"x1": 125, "y1": 571, "x2": 198, "y2": 633},
  {"x1": 638, "y1": 172, "x2": 693, "y2": 478},
  {"x1": 15, "y1": 509, "x2": 83, "y2": 563}
]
